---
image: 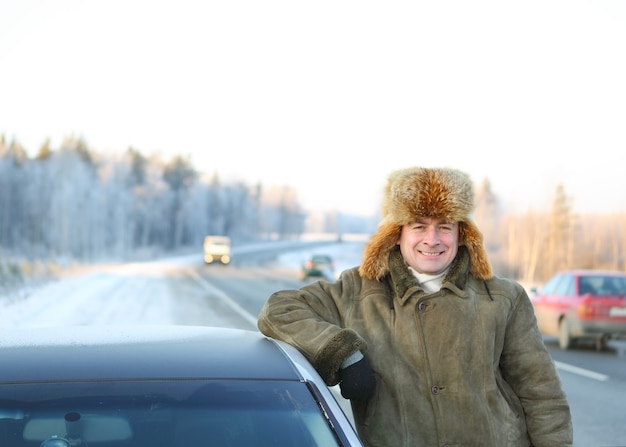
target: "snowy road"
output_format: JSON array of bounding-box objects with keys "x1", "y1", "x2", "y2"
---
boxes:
[
  {"x1": 0, "y1": 240, "x2": 366, "y2": 330},
  {"x1": 2, "y1": 240, "x2": 626, "y2": 445}
]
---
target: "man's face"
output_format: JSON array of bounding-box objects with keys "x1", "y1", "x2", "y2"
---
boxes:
[{"x1": 397, "y1": 217, "x2": 460, "y2": 275}]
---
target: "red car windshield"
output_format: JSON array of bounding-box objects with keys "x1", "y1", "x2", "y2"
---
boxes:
[{"x1": 579, "y1": 276, "x2": 626, "y2": 296}]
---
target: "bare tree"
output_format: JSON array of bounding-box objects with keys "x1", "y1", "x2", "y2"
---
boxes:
[
  {"x1": 162, "y1": 155, "x2": 197, "y2": 249},
  {"x1": 545, "y1": 184, "x2": 574, "y2": 278},
  {"x1": 474, "y1": 178, "x2": 504, "y2": 271}
]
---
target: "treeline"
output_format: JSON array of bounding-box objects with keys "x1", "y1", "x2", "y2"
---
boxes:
[
  {"x1": 474, "y1": 180, "x2": 626, "y2": 284},
  {"x1": 0, "y1": 135, "x2": 356, "y2": 266},
  {"x1": 2, "y1": 135, "x2": 625, "y2": 285}
]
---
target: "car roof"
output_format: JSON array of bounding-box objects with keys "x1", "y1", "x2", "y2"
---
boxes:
[
  {"x1": 558, "y1": 269, "x2": 626, "y2": 277},
  {"x1": 0, "y1": 325, "x2": 304, "y2": 383}
]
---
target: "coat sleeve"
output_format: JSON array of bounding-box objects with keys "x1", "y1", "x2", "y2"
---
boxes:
[
  {"x1": 257, "y1": 271, "x2": 368, "y2": 385},
  {"x1": 499, "y1": 284, "x2": 574, "y2": 446}
]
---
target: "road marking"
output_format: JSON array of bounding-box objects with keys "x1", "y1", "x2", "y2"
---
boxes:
[
  {"x1": 554, "y1": 361, "x2": 609, "y2": 381},
  {"x1": 187, "y1": 270, "x2": 259, "y2": 328}
]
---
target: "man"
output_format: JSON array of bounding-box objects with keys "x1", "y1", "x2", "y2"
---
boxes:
[{"x1": 258, "y1": 166, "x2": 573, "y2": 446}]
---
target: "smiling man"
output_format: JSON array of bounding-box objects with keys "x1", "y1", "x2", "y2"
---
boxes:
[
  {"x1": 258, "y1": 166, "x2": 573, "y2": 446},
  {"x1": 397, "y1": 218, "x2": 459, "y2": 276}
]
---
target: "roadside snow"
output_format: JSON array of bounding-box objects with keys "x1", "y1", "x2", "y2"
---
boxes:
[
  {"x1": 0, "y1": 242, "x2": 366, "y2": 329},
  {"x1": 1, "y1": 262, "x2": 187, "y2": 328}
]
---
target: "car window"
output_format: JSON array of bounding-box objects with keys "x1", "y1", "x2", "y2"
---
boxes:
[
  {"x1": 607, "y1": 276, "x2": 626, "y2": 295},
  {"x1": 579, "y1": 276, "x2": 598, "y2": 295},
  {"x1": 0, "y1": 380, "x2": 342, "y2": 447},
  {"x1": 541, "y1": 274, "x2": 565, "y2": 294},
  {"x1": 560, "y1": 274, "x2": 575, "y2": 295},
  {"x1": 580, "y1": 275, "x2": 626, "y2": 296}
]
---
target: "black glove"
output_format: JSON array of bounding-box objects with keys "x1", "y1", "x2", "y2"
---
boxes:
[{"x1": 339, "y1": 357, "x2": 376, "y2": 402}]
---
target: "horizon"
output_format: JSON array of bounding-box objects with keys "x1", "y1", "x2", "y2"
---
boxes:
[{"x1": 3, "y1": 137, "x2": 621, "y2": 219}]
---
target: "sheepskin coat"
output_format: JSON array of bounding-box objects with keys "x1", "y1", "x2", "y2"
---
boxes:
[{"x1": 258, "y1": 246, "x2": 573, "y2": 446}]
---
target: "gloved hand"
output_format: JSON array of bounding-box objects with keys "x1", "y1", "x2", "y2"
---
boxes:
[{"x1": 339, "y1": 357, "x2": 376, "y2": 402}]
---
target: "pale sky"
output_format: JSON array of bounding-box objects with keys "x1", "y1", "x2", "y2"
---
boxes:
[{"x1": 1, "y1": 0, "x2": 626, "y2": 216}]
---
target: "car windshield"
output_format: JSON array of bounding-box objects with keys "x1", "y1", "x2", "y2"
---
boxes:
[
  {"x1": 579, "y1": 275, "x2": 626, "y2": 296},
  {"x1": 0, "y1": 380, "x2": 342, "y2": 447}
]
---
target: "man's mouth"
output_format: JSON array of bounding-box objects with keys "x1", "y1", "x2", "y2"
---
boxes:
[{"x1": 419, "y1": 250, "x2": 443, "y2": 257}]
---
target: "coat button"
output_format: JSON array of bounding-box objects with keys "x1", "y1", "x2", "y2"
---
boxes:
[
  {"x1": 431, "y1": 385, "x2": 440, "y2": 395},
  {"x1": 418, "y1": 301, "x2": 427, "y2": 312}
]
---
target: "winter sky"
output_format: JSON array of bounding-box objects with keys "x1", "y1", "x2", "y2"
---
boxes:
[{"x1": 1, "y1": 1, "x2": 626, "y2": 216}]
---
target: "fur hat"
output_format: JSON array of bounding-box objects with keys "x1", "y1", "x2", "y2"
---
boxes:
[{"x1": 359, "y1": 166, "x2": 493, "y2": 281}]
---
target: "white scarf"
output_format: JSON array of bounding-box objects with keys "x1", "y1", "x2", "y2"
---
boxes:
[{"x1": 409, "y1": 267, "x2": 449, "y2": 293}]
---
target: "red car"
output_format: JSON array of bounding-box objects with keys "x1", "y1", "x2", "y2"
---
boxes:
[{"x1": 531, "y1": 270, "x2": 626, "y2": 350}]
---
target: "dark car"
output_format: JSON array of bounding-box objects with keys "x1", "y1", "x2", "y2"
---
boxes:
[
  {"x1": 531, "y1": 270, "x2": 626, "y2": 350},
  {"x1": 0, "y1": 325, "x2": 362, "y2": 446},
  {"x1": 301, "y1": 254, "x2": 336, "y2": 280}
]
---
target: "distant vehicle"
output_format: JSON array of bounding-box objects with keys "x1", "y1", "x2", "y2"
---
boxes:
[
  {"x1": 203, "y1": 235, "x2": 231, "y2": 264},
  {"x1": 301, "y1": 254, "x2": 335, "y2": 280},
  {"x1": 531, "y1": 270, "x2": 626, "y2": 350},
  {"x1": 0, "y1": 325, "x2": 363, "y2": 447}
]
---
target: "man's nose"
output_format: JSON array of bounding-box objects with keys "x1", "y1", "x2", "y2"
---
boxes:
[{"x1": 423, "y1": 227, "x2": 440, "y2": 244}]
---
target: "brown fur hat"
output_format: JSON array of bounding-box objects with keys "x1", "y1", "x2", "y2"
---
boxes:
[{"x1": 359, "y1": 166, "x2": 493, "y2": 281}]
